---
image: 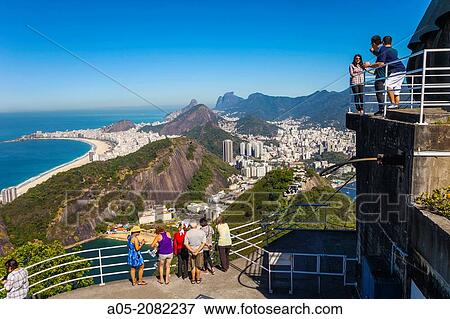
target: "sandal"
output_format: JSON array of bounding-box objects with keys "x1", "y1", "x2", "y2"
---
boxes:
[
  {"x1": 196, "y1": 279, "x2": 202, "y2": 284},
  {"x1": 190, "y1": 279, "x2": 196, "y2": 284},
  {"x1": 138, "y1": 281, "x2": 148, "y2": 286},
  {"x1": 132, "y1": 281, "x2": 137, "y2": 286}
]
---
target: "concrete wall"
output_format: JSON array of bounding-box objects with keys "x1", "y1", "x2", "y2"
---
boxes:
[
  {"x1": 412, "y1": 124, "x2": 450, "y2": 195},
  {"x1": 409, "y1": 206, "x2": 450, "y2": 298},
  {"x1": 347, "y1": 113, "x2": 450, "y2": 298}
]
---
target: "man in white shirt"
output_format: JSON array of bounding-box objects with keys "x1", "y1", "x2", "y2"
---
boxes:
[{"x1": 184, "y1": 221, "x2": 206, "y2": 284}]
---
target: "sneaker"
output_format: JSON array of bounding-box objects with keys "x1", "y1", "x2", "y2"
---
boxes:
[{"x1": 387, "y1": 104, "x2": 398, "y2": 109}]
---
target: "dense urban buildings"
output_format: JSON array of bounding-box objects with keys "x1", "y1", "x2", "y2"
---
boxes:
[
  {"x1": 221, "y1": 118, "x2": 355, "y2": 179},
  {"x1": 25, "y1": 125, "x2": 166, "y2": 161}
]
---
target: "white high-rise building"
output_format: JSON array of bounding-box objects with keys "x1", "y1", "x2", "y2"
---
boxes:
[
  {"x1": 250, "y1": 166, "x2": 258, "y2": 177},
  {"x1": 223, "y1": 139, "x2": 233, "y2": 163},
  {"x1": 246, "y1": 143, "x2": 252, "y2": 157},
  {"x1": 239, "y1": 142, "x2": 246, "y2": 156},
  {"x1": 1, "y1": 187, "x2": 18, "y2": 204},
  {"x1": 254, "y1": 141, "x2": 263, "y2": 158},
  {"x1": 242, "y1": 167, "x2": 251, "y2": 177}
]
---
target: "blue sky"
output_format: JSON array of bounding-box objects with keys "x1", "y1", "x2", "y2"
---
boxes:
[{"x1": 0, "y1": 0, "x2": 430, "y2": 112}]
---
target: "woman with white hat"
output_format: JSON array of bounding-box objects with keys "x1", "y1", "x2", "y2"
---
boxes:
[{"x1": 127, "y1": 225, "x2": 147, "y2": 286}]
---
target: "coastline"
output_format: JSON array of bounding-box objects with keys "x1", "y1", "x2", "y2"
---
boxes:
[
  {"x1": 64, "y1": 231, "x2": 156, "y2": 250},
  {"x1": 14, "y1": 137, "x2": 112, "y2": 196},
  {"x1": 102, "y1": 231, "x2": 156, "y2": 244}
]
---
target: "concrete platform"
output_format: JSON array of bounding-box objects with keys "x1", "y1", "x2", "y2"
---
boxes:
[
  {"x1": 52, "y1": 258, "x2": 266, "y2": 299},
  {"x1": 52, "y1": 230, "x2": 359, "y2": 299}
]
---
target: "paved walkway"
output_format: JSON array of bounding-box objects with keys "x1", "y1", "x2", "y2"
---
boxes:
[{"x1": 52, "y1": 258, "x2": 266, "y2": 299}]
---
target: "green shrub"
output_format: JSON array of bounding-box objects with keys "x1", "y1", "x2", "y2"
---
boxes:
[
  {"x1": 416, "y1": 186, "x2": 450, "y2": 220},
  {"x1": 187, "y1": 143, "x2": 196, "y2": 160}
]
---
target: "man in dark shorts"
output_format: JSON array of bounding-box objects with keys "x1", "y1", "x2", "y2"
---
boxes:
[
  {"x1": 184, "y1": 220, "x2": 206, "y2": 284},
  {"x1": 363, "y1": 35, "x2": 387, "y2": 115}
]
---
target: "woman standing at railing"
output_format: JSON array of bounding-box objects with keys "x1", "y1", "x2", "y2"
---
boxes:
[
  {"x1": 127, "y1": 226, "x2": 147, "y2": 286},
  {"x1": 173, "y1": 222, "x2": 189, "y2": 280},
  {"x1": 151, "y1": 225, "x2": 173, "y2": 285},
  {"x1": 200, "y1": 217, "x2": 215, "y2": 275},
  {"x1": 216, "y1": 215, "x2": 232, "y2": 272},
  {"x1": 349, "y1": 54, "x2": 366, "y2": 114}
]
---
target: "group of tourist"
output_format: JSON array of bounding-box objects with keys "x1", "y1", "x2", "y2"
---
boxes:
[
  {"x1": 349, "y1": 35, "x2": 406, "y2": 114},
  {"x1": 0, "y1": 216, "x2": 231, "y2": 299},
  {"x1": 127, "y1": 215, "x2": 232, "y2": 286}
]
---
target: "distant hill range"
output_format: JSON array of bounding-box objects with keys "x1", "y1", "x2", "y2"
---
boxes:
[
  {"x1": 140, "y1": 102, "x2": 241, "y2": 156},
  {"x1": 102, "y1": 119, "x2": 136, "y2": 133},
  {"x1": 0, "y1": 138, "x2": 236, "y2": 249},
  {"x1": 216, "y1": 90, "x2": 349, "y2": 127},
  {"x1": 141, "y1": 103, "x2": 217, "y2": 136},
  {"x1": 234, "y1": 115, "x2": 279, "y2": 137},
  {"x1": 164, "y1": 99, "x2": 199, "y2": 122}
]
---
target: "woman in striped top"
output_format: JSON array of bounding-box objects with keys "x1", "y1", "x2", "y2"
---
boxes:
[{"x1": 349, "y1": 54, "x2": 366, "y2": 114}]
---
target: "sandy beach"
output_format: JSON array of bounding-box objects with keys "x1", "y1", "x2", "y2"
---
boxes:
[
  {"x1": 16, "y1": 138, "x2": 112, "y2": 196},
  {"x1": 103, "y1": 231, "x2": 156, "y2": 244}
]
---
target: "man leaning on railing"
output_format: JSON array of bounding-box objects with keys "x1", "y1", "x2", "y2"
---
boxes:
[
  {"x1": 2, "y1": 259, "x2": 29, "y2": 299},
  {"x1": 364, "y1": 35, "x2": 385, "y2": 115},
  {"x1": 364, "y1": 36, "x2": 406, "y2": 112}
]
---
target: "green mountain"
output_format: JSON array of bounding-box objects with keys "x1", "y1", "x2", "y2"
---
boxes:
[
  {"x1": 186, "y1": 122, "x2": 242, "y2": 157},
  {"x1": 0, "y1": 138, "x2": 236, "y2": 249},
  {"x1": 215, "y1": 90, "x2": 349, "y2": 127},
  {"x1": 141, "y1": 103, "x2": 242, "y2": 158},
  {"x1": 140, "y1": 104, "x2": 218, "y2": 136},
  {"x1": 235, "y1": 115, "x2": 279, "y2": 137}
]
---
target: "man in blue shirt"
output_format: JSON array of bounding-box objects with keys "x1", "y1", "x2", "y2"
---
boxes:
[{"x1": 366, "y1": 36, "x2": 406, "y2": 110}]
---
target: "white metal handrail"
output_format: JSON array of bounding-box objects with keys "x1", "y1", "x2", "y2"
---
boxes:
[
  {"x1": 349, "y1": 48, "x2": 450, "y2": 124},
  {"x1": 1, "y1": 217, "x2": 357, "y2": 297},
  {"x1": 0, "y1": 244, "x2": 157, "y2": 297}
]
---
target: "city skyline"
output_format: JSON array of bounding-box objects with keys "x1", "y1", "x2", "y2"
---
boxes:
[{"x1": 0, "y1": 0, "x2": 430, "y2": 112}]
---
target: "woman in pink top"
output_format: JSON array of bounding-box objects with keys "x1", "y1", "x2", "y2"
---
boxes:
[{"x1": 349, "y1": 54, "x2": 366, "y2": 114}]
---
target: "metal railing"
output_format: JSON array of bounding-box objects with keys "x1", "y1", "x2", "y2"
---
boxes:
[
  {"x1": 229, "y1": 219, "x2": 357, "y2": 295},
  {"x1": 268, "y1": 252, "x2": 357, "y2": 295},
  {"x1": 0, "y1": 244, "x2": 158, "y2": 297},
  {"x1": 349, "y1": 48, "x2": 450, "y2": 124},
  {"x1": 1, "y1": 218, "x2": 357, "y2": 298}
]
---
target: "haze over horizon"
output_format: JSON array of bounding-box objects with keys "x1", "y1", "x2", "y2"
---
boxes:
[{"x1": 0, "y1": 0, "x2": 430, "y2": 112}]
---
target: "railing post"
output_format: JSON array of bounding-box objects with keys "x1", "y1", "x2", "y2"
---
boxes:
[
  {"x1": 289, "y1": 253, "x2": 293, "y2": 295},
  {"x1": 317, "y1": 255, "x2": 321, "y2": 295},
  {"x1": 343, "y1": 256, "x2": 347, "y2": 286},
  {"x1": 390, "y1": 244, "x2": 395, "y2": 274},
  {"x1": 419, "y1": 50, "x2": 427, "y2": 124},
  {"x1": 383, "y1": 65, "x2": 388, "y2": 117},
  {"x1": 268, "y1": 252, "x2": 273, "y2": 294},
  {"x1": 98, "y1": 249, "x2": 105, "y2": 286},
  {"x1": 410, "y1": 75, "x2": 415, "y2": 109}
]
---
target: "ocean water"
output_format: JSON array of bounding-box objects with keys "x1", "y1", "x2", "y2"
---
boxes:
[
  {"x1": 77, "y1": 238, "x2": 156, "y2": 284},
  {"x1": 340, "y1": 181, "x2": 356, "y2": 199},
  {"x1": 0, "y1": 107, "x2": 166, "y2": 189}
]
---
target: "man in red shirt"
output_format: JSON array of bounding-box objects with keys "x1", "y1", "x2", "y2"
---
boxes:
[{"x1": 173, "y1": 222, "x2": 189, "y2": 279}]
